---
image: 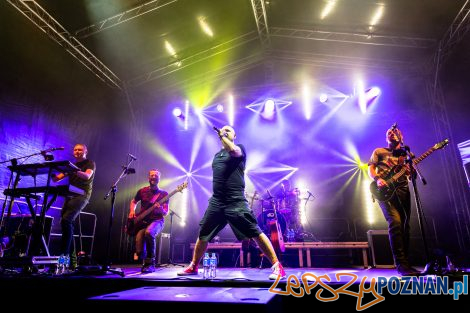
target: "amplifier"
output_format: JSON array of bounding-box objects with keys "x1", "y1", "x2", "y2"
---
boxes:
[{"x1": 367, "y1": 230, "x2": 395, "y2": 268}]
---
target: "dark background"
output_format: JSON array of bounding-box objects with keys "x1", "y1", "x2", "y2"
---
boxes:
[{"x1": 1, "y1": 0, "x2": 469, "y2": 267}]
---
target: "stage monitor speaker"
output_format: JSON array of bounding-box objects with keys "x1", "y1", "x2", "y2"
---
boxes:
[
  {"x1": 367, "y1": 230, "x2": 395, "y2": 268},
  {"x1": 157, "y1": 233, "x2": 170, "y2": 264}
]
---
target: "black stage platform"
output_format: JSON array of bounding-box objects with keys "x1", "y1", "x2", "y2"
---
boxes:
[{"x1": 0, "y1": 264, "x2": 468, "y2": 310}]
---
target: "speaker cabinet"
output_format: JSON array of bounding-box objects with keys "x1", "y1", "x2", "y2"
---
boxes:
[
  {"x1": 157, "y1": 233, "x2": 170, "y2": 264},
  {"x1": 367, "y1": 230, "x2": 395, "y2": 268}
]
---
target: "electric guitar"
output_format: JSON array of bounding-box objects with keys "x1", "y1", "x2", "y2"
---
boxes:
[
  {"x1": 267, "y1": 196, "x2": 285, "y2": 253},
  {"x1": 370, "y1": 139, "x2": 449, "y2": 202},
  {"x1": 125, "y1": 181, "x2": 188, "y2": 236}
]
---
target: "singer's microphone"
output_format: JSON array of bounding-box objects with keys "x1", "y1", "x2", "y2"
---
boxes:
[
  {"x1": 391, "y1": 122, "x2": 398, "y2": 130},
  {"x1": 128, "y1": 153, "x2": 137, "y2": 161},
  {"x1": 213, "y1": 126, "x2": 220, "y2": 133},
  {"x1": 41, "y1": 147, "x2": 65, "y2": 154}
]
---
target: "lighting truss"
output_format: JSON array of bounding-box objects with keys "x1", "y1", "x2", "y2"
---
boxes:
[
  {"x1": 7, "y1": 0, "x2": 122, "y2": 89},
  {"x1": 250, "y1": 0, "x2": 271, "y2": 48},
  {"x1": 127, "y1": 31, "x2": 260, "y2": 87},
  {"x1": 74, "y1": 0, "x2": 178, "y2": 39},
  {"x1": 270, "y1": 27, "x2": 436, "y2": 49}
]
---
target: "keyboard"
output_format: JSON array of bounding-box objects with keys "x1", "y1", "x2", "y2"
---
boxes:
[{"x1": 3, "y1": 185, "x2": 85, "y2": 198}]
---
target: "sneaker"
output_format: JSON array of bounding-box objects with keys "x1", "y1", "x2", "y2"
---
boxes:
[
  {"x1": 268, "y1": 262, "x2": 286, "y2": 280},
  {"x1": 177, "y1": 263, "x2": 199, "y2": 276},
  {"x1": 141, "y1": 264, "x2": 156, "y2": 273}
]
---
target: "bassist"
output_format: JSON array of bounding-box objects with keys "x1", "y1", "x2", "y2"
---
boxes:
[
  {"x1": 368, "y1": 125, "x2": 420, "y2": 276},
  {"x1": 128, "y1": 169, "x2": 168, "y2": 273}
]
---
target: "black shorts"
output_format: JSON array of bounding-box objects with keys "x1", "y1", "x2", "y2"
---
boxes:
[{"x1": 198, "y1": 198, "x2": 262, "y2": 241}]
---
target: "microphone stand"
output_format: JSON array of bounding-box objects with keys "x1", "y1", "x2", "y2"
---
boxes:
[
  {"x1": 97, "y1": 158, "x2": 136, "y2": 277},
  {"x1": 405, "y1": 146, "x2": 440, "y2": 275},
  {"x1": 160, "y1": 208, "x2": 184, "y2": 267}
]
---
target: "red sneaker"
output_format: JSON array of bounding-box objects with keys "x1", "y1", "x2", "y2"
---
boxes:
[
  {"x1": 268, "y1": 262, "x2": 286, "y2": 280},
  {"x1": 177, "y1": 263, "x2": 199, "y2": 276}
]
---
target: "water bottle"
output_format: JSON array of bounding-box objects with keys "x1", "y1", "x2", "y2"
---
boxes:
[
  {"x1": 64, "y1": 255, "x2": 70, "y2": 272},
  {"x1": 203, "y1": 252, "x2": 210, "y2": 279},
  {"x1": 57, "y1": 254, "x2": 64, "y2": 275},
  {"x1": 287, "y1": 229, "x2": 294, "y2": 242},
  {"x1": 210, "y1": 253, "x2": 217, "y2": 279}
]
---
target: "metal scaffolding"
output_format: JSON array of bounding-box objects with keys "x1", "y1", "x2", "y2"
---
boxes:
[
  {"x1": 127, "y1": 31, "x2": 259, "y2": 87},
  {"x1": 8, "y1": 0, "x2": 122, "y2": 89},
  {"x1": 270, "y1": 27, "x2": 436, "y2": 49},
  {"x1": 250, "y1": 0, "x2": 271, "y2": 48},
  {"x1": 428, "y1": 0, "x2": 470, "y2": 252},
  {"x1": 74, "y1": 0, "x2": 178, "y2": 39}
]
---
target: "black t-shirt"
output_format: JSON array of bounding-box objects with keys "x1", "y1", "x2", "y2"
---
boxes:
[
  {"x1": 212, "y1": 144, "x2": 246, "y2": 202},
  {"x1": 69, "y1": 159, "x2": 95, "y2": 198}
]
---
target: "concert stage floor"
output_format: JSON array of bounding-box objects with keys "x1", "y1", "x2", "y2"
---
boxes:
[{"x1": 0, "y1": 265, "x2": 467, "y2": 310}]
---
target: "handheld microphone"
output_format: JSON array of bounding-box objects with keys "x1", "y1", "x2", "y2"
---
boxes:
[
  {"x1": 41, "y1": 147, "x2": 65, "y2": 154},
  {"x1": 128, "y1": 153, "x2": 137, "y2": 161},
  {"x1": 391, "y1": 122, "x2": 398, "y2": 130},
  {"x1": 213, "y1": 126, "x2": 221, "y2": 133}
]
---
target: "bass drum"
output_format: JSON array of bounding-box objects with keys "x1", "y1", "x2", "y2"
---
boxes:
[{"x1": 257, "y1": 210, "x2": 287, "y2": 238}]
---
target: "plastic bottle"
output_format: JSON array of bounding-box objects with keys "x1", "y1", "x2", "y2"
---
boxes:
[
  {"x1": 57, "y1": 254, "x2": 64, "y2": 275},
  {"x1": 64, "y1": 255, "x2": 70, "y2": 272},
  {"x1": 210, "y1": 252, "x2": 217, "y2": 279},
  {"x1": 203, "y1": 252, "x2": 210, "y2": 279}
]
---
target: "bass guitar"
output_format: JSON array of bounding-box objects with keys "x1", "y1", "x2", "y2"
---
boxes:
[
  {"x1": 125, "y1": 181, "x2": 188, "y2": 236},
  {"x1": 266, "y1": 191, "x2": 285, "y2": 253},
  {"x1": 370, "y1": 139, "x2": 448, "y2": 202}
]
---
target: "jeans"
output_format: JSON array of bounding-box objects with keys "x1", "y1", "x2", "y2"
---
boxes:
[{"x1": 135, "y1": 219, "x2": 164, "y2": 262}]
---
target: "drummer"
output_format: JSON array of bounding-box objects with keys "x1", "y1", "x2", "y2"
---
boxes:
[
  {"x1": 276, "y1": 179, "x2": 299, "y2": 209},
  {"x1": 275, "y1": 179, "x2": 302, "y2": 238}
]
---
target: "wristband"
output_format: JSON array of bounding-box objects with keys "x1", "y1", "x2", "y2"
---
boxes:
[{"x1": 373, "y1": 175, "x2": 380, "y2": 182}]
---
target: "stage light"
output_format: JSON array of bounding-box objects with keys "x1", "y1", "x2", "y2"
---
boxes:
[
  {"x1": 319, "y1": 93, "x2": 328, "y2": 103},
  {"x1": 216, "y1": 104, "x2": 224, "y2": 112},
  {"x1": 366, "y1": 87, "x2": 381, "y2": 99},
  {"x1": 172, "y1": 107, "x2": 183, "y2": 118},
  {"x1": 261, "y1": 99, "x2": 276, "y2": 120}
]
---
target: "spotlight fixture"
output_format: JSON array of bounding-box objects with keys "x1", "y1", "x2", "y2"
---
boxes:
[
  {"x1": 261, "y1": 99, "x2": 276, "y2": 120},
  {"x1": 172, "y1": 107, "x2": 184, "y2": 118},
  {"x1": 319, "y1": 93, "x2": 328, "y2": 103}
]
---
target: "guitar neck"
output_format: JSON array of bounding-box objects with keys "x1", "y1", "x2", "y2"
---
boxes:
[
  {"x1": 390, "y1": 146, "x2": 437, "y2": 182},
  {"x1": 413, "y1": 147, "x2": 436, "y2": 165},
  {"x1": 136, "y1": 189, "x2": 180, "y2": 221}
]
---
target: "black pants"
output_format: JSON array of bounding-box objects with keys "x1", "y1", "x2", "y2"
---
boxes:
[{"x1": 378, "y1": 187, "x2": 411, "y2": 266}]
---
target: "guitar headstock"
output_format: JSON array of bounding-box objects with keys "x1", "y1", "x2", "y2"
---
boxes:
[
  {"x1": 177, "y1": 181, "x2": 188, "y2": 192},
  {"x1": 433, "y1": 139, "x2": 449, "y2": 150}
]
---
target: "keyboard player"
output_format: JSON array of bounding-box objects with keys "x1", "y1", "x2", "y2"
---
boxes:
[{"x1": 53, "y1": 143, "x2": 95, "y2": 268}]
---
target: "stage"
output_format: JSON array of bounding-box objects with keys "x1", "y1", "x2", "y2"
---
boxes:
[{"x1": 0, "y1": 264, "x2": 468, "y2": 310}]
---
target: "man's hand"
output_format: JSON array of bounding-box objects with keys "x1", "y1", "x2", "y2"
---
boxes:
[{"x1": 377, "y1": 178, "x2": 388, "y2": 188}]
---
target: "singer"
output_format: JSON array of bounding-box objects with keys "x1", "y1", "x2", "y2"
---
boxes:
[
  {"x1": 52, "y1": 144, "x2": 96, "y2": 270},
  {"x1": 368, "y1": 127, "x2": 420, "y2": 276},
  {"x1": 178, "y1": 125, "x2": 286, "y2": 280}
]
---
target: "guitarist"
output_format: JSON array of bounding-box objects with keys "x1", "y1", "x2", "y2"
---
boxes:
[
  {"x1": 177, "y1": 125, "x2": 286, "y2": 280},
  {"x1": 128, "y1": 169, "x2": 168, "y2": 273},
  {"x1": 368, "y1": 125, "x2": 420, "y2": 276}
]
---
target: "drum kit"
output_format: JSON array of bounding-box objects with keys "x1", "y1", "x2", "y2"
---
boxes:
[{"x1": 247, "y1": 188, "x2": 306, "y2": 244}]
